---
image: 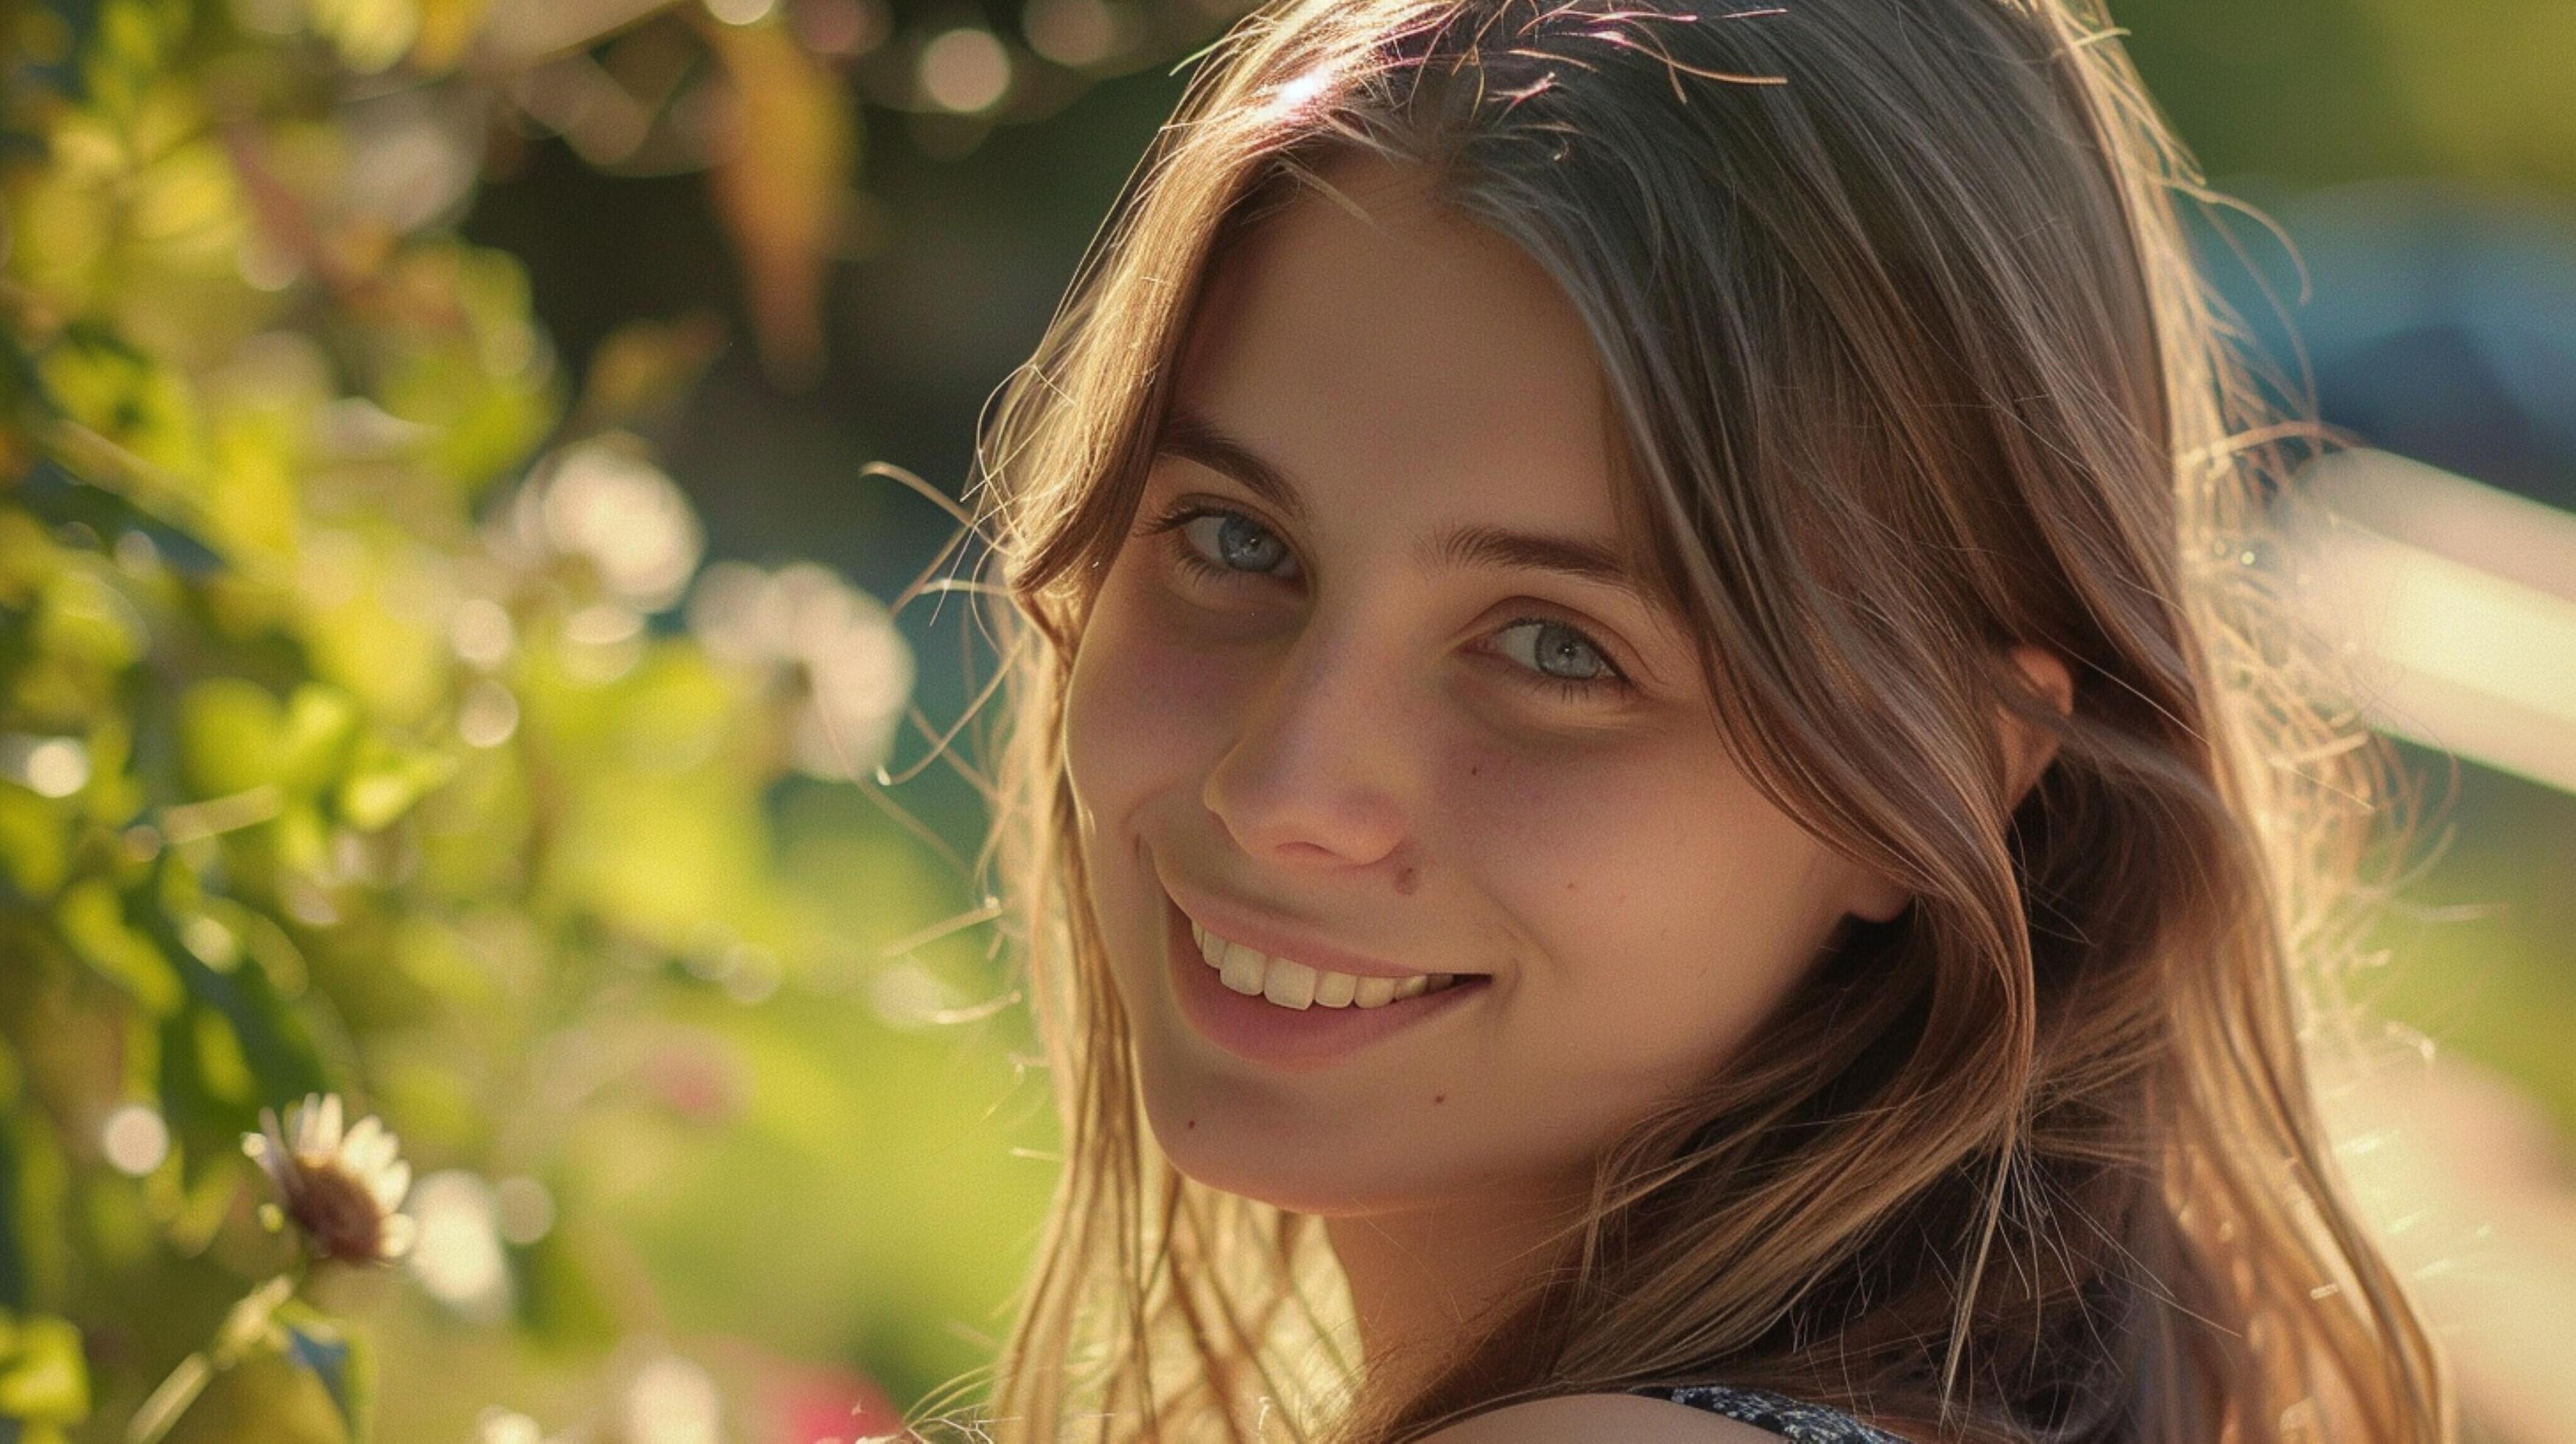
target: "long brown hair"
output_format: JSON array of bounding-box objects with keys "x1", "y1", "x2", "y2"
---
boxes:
[{"x1": 941, "y1": 1, "x2": 2454, "y2": 1439}]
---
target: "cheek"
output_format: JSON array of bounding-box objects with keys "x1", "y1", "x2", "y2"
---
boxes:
[
  {"x1": 1456, "y1": 737, "x2": 1842, "y2": 1086},
  {"x1": 1061, "y1": 564, "x2": 1234, "y2": 831}
]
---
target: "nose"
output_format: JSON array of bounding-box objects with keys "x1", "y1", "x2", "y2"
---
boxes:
[{"x1": 1200, "y1": 619, "x2": 1411, "y2": 869}]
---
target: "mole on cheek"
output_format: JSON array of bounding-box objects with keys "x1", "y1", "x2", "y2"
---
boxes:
[
  {"x1": 1432, "y1": 1093, "x2": 1446, "y2": 1105},
  {"x1": 1396, "y1": 866, "x2": 1419, "y2": 896}
]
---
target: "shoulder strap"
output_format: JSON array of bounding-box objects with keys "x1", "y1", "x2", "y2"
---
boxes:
[{"x1": 1635, "y1": 1384, "x2": 1916, "y2": 1443}]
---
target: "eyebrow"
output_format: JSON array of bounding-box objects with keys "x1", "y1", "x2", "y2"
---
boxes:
[{"x1": 1154, "y1": 404, "x2": 1651, "y2": 593}]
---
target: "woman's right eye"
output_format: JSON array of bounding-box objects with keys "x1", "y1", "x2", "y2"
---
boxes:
[{"x1": 1145, "y1": 503, "x2": 1303, "y2": 583}]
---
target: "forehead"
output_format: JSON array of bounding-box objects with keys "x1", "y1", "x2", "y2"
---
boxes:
[{"x1": 1168, "y1": 155, "x2": 1621, "y2": 536}]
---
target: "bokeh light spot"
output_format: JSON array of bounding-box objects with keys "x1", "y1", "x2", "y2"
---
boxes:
[
  {"x1": 919, "y1": 27, "x2": 1011, "y2": 113},
  {"x1": 457, "y1": 680, "x2": 522, "y2": 749},
  {"x1": 101, "y1": 1104, "x2": 169, "y2": 1177}
]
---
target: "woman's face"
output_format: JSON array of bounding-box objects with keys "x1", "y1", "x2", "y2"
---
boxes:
[{"x1": 1060, "y1": 155, "x2": 1905, "y2": 1217}]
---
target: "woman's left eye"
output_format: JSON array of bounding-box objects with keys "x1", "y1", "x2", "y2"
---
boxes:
[
  {"x1": 1487, "y1": 617, "x2": 1636, "y2": 701},
  {"x1": 1156, "y1": 505, "x2": 1302, "y2": 582}
]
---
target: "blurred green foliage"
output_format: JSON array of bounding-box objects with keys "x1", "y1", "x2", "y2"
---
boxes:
[{"x1": 0, "y1": 0, "x2": 1069, "y2": 1437}]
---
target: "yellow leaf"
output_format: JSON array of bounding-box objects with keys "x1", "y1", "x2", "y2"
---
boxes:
[
  {"x1": 572, "y1": 310, "x2": 729, "y2": 435},
  {"x1": 408, "y1": 0, "x2": 494, "y2": 71},
  {"x1": 703, "y1": 18, "x2": 857, "y2": 391}
]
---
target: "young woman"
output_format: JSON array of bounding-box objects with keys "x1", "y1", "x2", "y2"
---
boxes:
[{"x1": 942, "y1": 0, "x2": 2455, "y2": 1438}]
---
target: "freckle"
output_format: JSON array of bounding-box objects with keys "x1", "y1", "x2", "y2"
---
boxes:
[
  {"x1": 1186, "y1": 1118, "x2": 1197, "y2": 1129},
  {"x1": 1432, "y1": 1093, "x2": 1446, "y2": 1104},
  {"x1": 1396, "y1": 866, "x2": 1418, "y2": 896}
]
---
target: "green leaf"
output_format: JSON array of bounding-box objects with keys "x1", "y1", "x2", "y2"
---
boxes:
[
  {"x1": 274, "y1": 685, "x2": 362, "y2": 799},
  {"x1": 276, "y1": 1305, "x2": 371, "y2": 1443},
  {"x1": 334, "y1": 741, "x2": 457, "y2": 833},
  {"x1": 161, "y1": 1346, "x2": 347, "y2": 1444},
  {"x1": 189, "y1": 1006, "x2": 257, "y2": 1106},
  {"x1": 77, "y1": 0, "x2": 193, "y2": 125},
  {"x1": 156, "y1": 925, "x2": 328, "y2": 1119},
  {"x1": 176, "y1": 679, "x2": 284, "y2": 801},
  {"x1": 0, "y1": 1313, "x2": 90, "y2": 1426},
  {"x1": 55, "y1": 880, "x2": 181, "y2": 1015},
  {"x1": 77, "y1": 714, "x2": 141, "y2": 827},
  {"x1": 371, "y1": 245, "x2": 561, "y2": 496},
  {"x1": 0, "y1": 791, "x2": 69, "y2": 902},
  {"x1": 0, "y1": 1105, "x2": 74, "y2": 1311},
  {"x1": 34, "y1": 324, "x2": 208, "y2": 491},
  {"x1": 512, "y1": 1228, "x2": 619, "y2": 1358},
  {"x1": 32, "y1": 566, "x2": 142, "y2": 673}
]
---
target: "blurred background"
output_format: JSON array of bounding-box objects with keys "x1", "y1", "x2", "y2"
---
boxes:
[{"x1": 0, "y1": 0, "x2": 2568, "y2": 1440}]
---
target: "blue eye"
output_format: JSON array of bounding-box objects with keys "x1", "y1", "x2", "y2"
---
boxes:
[
  {"x1": 1489, "y1": 618, "x2": 1630, "y2": 698},
  {"x1": 1137, "y1": 502, "x2": 1638, "y2": 703},
  {"x1": 1168, "y1": 507, "x2": 1299, "y2": 581}
]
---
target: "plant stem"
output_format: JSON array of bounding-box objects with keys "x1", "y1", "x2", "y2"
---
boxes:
[{"x1": 125, "y1": 1272, "x2": 298, "y2": 1444}]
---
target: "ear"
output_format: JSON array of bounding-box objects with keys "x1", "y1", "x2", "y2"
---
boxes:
[
  {"x1": 1842, "y1": 643, "x2": 2075, "y2": 927},
  {"x1": 1998, "y1": 643, "x2": 2074, "y2": 809}
]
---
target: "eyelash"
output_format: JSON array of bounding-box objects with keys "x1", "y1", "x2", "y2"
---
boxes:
[{"x1": 1138, "y1": 501, "x2": 1640, "y2": 703}]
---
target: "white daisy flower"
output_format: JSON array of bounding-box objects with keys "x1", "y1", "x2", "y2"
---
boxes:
[{"x1": 242, "y1": 1093, "x2": 418, "y2": 1264}]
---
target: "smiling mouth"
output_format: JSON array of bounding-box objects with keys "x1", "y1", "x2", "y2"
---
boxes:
[{"x1": 1185, "y1": 914, "x2": 1480, "y2": 1011}]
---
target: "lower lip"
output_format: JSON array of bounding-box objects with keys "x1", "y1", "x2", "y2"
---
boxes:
[{"x1": 1163, "y1": 889, "x2": 1489, "y2": 1073}]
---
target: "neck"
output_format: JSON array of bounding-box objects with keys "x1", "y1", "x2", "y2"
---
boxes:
[{"x1": 1323, "y1": 1181, "x2": 1591, "y2": 1400}]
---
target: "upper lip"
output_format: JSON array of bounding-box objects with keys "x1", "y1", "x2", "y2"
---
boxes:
[{"x1": 1162, "y1": 879, "x2": 1479, "y2": 981}]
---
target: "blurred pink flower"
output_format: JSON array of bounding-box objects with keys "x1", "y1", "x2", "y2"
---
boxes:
[{"x1": 761, "y1": 1356, "x2": 899, "y2": 1443}]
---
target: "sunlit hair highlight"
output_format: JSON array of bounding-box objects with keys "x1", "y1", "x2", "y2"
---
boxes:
[{"x1": 940, "y1": 1, "x2": 2456, "y2": 1440}]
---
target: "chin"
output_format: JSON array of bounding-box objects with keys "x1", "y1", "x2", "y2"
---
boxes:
[
  {"x1": 1132, "y1": 1050, "x2": 1319, "y2": 1199},
  {"x1": 1131, "y1": 1064, "x2": 1429, "y2": 1216}
]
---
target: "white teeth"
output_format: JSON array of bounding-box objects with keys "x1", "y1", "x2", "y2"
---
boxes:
[
  {"x1": 1218, "y1": 941, "x2": 1267, "y2": 996},
  {"x1": 1262, "y1": 958, "x2": 1319, "y2": 1009},
  {"x1": 1188, "y1": 914, "x2": 1474, "y2": 1011}
]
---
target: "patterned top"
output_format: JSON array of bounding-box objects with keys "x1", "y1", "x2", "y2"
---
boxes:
[{"x1": 1633, "y1": 1384, "x2": 1916, "y2": 1443}]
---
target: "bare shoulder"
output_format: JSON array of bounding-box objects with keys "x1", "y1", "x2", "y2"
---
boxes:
[{"x1": 1417, "y1": 1392, "x2": 1782, "y2": 1443}]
